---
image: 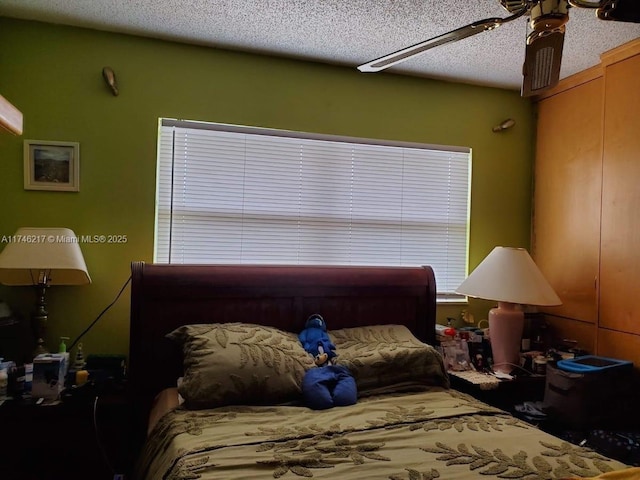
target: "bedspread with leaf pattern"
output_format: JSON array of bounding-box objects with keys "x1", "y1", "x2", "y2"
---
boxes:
[{"x1": 136, "y1": 388, "x2": 629, "y2": 480}]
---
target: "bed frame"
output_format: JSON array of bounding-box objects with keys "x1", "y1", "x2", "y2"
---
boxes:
[{"x1": 128, "y1": 262, "x2": 437, "y2": 443}]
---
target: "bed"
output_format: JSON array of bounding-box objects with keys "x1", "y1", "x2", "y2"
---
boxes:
[{"x1": 128, "y1": 262, "x2": 633, "y2": 480}]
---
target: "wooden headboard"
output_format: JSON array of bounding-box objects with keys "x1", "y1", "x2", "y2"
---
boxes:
[{"x1": 128, "y1": 262, "x2": 436, "y2": 440}]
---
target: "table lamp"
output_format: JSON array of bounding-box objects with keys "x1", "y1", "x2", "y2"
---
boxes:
[
  {"x1": 455, "y1": 246, "x2": 561, "y2": 374},
  {"x1": 0, "y1": 227, "x2": 91, "y2": 355}
]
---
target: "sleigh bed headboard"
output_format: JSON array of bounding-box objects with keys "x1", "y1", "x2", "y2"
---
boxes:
[{"x1": 127, "y1": 262, "x2": 436, "y2": 436}]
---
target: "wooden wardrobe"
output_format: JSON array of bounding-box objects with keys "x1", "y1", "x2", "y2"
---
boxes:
[{"x1": 533, "y1": 38, "x2": 640, "y2": 366}]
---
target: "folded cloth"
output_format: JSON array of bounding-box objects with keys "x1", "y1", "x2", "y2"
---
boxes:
[
  {"x1": 561, "y1": 467, "x2": 640, "y2": 479},
  {"x1": 302, "y1": 365, "x2": 357, "y2": 410}
]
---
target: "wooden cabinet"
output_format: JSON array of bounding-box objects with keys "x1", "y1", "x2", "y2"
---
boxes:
[
  {"x1": 533, "y1": 75, "x2": 603, "y2": 329},
  {"x1": 600, "y1": 52, "x2": 640, "y2": 337},
  {"x1": 533, "y1": 39, "x2": 640, "y2": 365}
]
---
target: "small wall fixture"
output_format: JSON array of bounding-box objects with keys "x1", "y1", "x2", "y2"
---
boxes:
[
  {"x1": 0, "y1": 94, "x2": 23, "y2": 135},
  {"x1": 492, "y1": 118, "x2": 516, "y2": 132},
  {"x1": 102, "y1": 67, "x2": 119, "y2": 96}
]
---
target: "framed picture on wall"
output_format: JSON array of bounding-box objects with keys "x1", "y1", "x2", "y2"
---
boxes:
[{"x1": 23, "y1": 140, "x2": 80, "y2": 192}]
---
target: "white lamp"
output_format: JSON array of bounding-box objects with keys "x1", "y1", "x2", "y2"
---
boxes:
[
  {"x1": 0, "y1": 227, "x2": 91, "y2": 355},
  {"x1": 455, "y1": 246, "x2": 561, "y2": 374}
]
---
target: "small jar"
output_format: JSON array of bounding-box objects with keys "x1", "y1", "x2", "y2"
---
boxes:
[{"x1": 533, "y1": 355, "x2": 547, "y2": 375}]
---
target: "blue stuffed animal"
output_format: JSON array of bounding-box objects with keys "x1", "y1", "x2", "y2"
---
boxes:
[
  {"x1": 299, "y1": 314, "x2": 336, "y2": 367},
  {"x1": 298, "y1": 313, "x2": 357, "y2": 410}
]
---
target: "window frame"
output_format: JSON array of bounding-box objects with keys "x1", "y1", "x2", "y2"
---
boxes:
[{"x1": 155, "y1": 118, "x2": 471, "y2": 302}]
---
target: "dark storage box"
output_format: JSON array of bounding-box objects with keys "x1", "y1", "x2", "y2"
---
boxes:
[
  {"x1": 557, "y1": 355, "x2": 632, "y2": 373},
  {"x1": 543, "y1": 362, "x2": 633, "y2": 429}
]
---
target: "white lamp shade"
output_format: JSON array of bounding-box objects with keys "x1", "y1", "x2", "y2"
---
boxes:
[
  {"x1": 455, "y1": 246, "x2": 561, "y2": 306},
  {"x1": 0, "y1": 227, "x2": 91, "y2": 286}
]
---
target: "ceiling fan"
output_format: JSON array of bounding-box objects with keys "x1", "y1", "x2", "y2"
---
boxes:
[{"x1": 357, "y1": 0, "x2": 640, "y2": 97}]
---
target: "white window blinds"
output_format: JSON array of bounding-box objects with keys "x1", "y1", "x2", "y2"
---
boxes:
[{"x1": 155, "y1": 119, "x2": 471, "y2": 299}]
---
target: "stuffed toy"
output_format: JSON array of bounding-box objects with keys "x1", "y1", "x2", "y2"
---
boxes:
[
  {"x1": 299, "y1": 313, "x2": 357, "y2": 410},
  {"x1": 298, "y1": 314, "x2": 337, "y2": 367},
  {"x1": 302, "y1": 364, "x2": 357, "y2": 410}
]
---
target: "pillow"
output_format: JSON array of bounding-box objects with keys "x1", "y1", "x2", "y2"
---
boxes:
[
  {"x1": 167, "y1": 323, "x2": 316, "y2": 409},
  {"x1": 330, "y1": 324, "x2": 449, "y2": 396}
]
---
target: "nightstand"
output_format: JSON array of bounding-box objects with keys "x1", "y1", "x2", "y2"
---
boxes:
[
  {"x1": 449, "y1": 370, "x2": 546, "y2": 413},
  {"x1": 1, "y1": 390, "x2": 134, "y2": 480},
  {"x1": 449, "y1": 369, "x2": 640, "y2": 466}
]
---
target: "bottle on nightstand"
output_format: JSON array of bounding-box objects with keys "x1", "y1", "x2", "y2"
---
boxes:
[{"x1": 73, "y1": 343, "x2": 86, "y2": 370}]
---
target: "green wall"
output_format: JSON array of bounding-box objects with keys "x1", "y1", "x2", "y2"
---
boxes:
[{"x1": 0, "y1": 18, "x2": 534, "y2": 360}]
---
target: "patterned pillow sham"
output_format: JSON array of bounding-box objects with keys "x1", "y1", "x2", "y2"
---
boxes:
[
  {"x1": 330, "y1": 324, "x2": 449, "y2": 396},
  {"x1": 167, "y1": 323, "x2": 316, "y2": 409}
]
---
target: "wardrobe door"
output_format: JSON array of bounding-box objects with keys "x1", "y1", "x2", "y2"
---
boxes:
[
  {"x1": 533, "y1": 77, "x2": 603, "y2": 324},
  {"x1": 600, "y1": 54, "x2": 640, "y2": 336}
]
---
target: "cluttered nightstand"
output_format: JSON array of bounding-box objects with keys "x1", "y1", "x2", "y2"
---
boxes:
[
  {"x1": 1, "y1": 388, "x2": 134, "y2": 480},
  {"x1": 448, "y1": 369, "x2": 546, "y2": 413},
  {"x1": 449, "y1": 363, "x2": 640, "y2": 467}
]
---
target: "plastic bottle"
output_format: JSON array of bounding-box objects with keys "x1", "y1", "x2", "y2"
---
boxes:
[{"x1": 73, "y1": 343, "x2": 86, "y2": 370}]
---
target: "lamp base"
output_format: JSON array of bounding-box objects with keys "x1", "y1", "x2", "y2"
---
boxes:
[
  {"x1": 489, "y1": 302, "x2": 524, "y2": 374},
  {"x1": 33, "y1": 339, "x2": 48, "y2": 357},
  {"x1": 31, "y1": 283, "x2": 49, "y2": 357}
]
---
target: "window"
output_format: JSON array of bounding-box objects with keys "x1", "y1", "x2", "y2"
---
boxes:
[{"x1": 155, "y1": 119, "x2": 471, "y2": 300}]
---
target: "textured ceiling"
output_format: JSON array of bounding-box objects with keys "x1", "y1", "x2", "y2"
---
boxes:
[{"x1": 1, "y1": 0, "x2": 639, "y2": 91}]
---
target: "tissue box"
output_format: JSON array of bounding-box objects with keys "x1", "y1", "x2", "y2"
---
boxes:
[{"x1": 32, "y1": 353, "x2": 69, "y2": 400}]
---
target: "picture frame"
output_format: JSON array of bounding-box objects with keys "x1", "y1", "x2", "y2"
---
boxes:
[{"x1": 23, "y1": 140, "x2": 80, "y2": 192}]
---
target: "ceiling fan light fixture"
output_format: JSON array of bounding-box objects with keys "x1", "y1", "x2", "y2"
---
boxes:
[
  {"x1": 500, "y1": 0, "x2": 531, "y2": 14},
  {"x1": 521, "y1": 27, "x2": 565, "y2": 96},
  {"x1": 567, "y1": 0, "x2": 601, "y2": 7},
  {"x1": 530, "y1": 0, "x2": 570, "y2": 31}
]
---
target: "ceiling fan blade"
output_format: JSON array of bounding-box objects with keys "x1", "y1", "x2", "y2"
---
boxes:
[
  {"x1": 521, "y1": 27, "x2": 566, "y2": 97},
  {"x1": 358, "y1": 12, "x2": 527, "y2": 73}
]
